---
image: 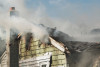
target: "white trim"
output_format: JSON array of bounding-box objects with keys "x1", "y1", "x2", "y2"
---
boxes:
[
  {"x1": 49, "y1": 37, "x2": 65, "y2": 52},
  {"x1": 58, "y1": 66, "x2": 64, "y2": 67}
]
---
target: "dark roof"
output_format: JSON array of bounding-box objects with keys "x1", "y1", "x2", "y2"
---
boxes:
[
  {"x1": 90, "y1": 28, "x2": 100, "y2": 34},
  {"x1": 46, "y1": 26, "x2": 100, "y2": 53},
  {"x1": 64, "y1": 41, "x2": 100, "y2": 52}
]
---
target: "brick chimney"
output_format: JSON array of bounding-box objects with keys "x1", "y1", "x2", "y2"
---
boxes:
[
  {"x1": 10, "y1": 7, "x2": 19, "y2": 17},
  {"x1": 7, "y1": 7, "x2": 20, "y2": 67}
]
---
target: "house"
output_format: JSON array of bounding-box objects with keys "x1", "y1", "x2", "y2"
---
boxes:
[
  {"x1": 1, "y1": 31, "x2": 100, "y2": 67},
  {"x1": 0, "y1": 7, "x2": 70, "y2": 67},
  {"x1": 0, "y1": 33, "x2": 70, "y2": 67},
  {"x1": 19, "y1": 35, "x2": 70, "y2": 67}
]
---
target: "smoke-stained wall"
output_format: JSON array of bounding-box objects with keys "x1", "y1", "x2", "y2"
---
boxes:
[{"x1": 19, "y1": 35, "x2": 67, "y2": 67}]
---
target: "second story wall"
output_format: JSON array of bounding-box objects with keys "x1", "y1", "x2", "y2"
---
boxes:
[{"x1": 19, "y1": 36, "x2": 68, "y2": 67}]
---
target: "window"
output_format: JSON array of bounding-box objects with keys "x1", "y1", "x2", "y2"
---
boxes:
[
  {"x1": 42, "y1": 64, "x2": 46, "y2": 67},
  {"x1": 40, "y1": 62, "x2": 50, "y2": 67}
]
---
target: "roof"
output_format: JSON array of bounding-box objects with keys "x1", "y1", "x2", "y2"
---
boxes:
[{"x1": 63, "y1": 41, "x2": 100, "y2": 53}]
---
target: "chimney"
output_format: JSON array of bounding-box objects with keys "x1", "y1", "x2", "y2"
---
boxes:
[
  {"x1": 10, "y1": 7, "x2": 19, "y2": 17},
  {"x1": 7, "y1": 7, "x2": 20, "y2": 67},
  {"x1": 9, "y1": 29, "x2": 20, "y2": 67}
]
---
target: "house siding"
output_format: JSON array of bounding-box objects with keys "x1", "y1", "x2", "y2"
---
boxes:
[{"x1": 19, "y1": 37, "x2": 67, "y2": 67}]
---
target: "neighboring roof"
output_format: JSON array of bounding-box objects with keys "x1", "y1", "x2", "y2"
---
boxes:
[
  {"x1": 0, "y1": 51, "x2": 7, "y2": 60},
  {"x1": 0, "y1": 39, "x2": 6, "y2": 57},
  {"x1": 90, "y1": 28, "x2": 100, "y2": 34},
  {"x1": 50, "y1": 36, "x2": 100, "y2": 54},
  {"x1": 47, "y1": 26, "x2": 100, "y2": 53},
  {"x1": 63, "y1": 41, "x2": 100, "y2": 67},
  {"x1": 63, "y1": 41, "x2": 100, "y2": 53},
  {"x1": 0, "y1": 51, "x2": 7, "y2": 63}
]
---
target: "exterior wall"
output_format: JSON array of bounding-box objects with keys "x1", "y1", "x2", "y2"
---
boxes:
[
  {"x1": 19, "y1": 37, "x2": 67, "y2": 67},
  {"x1": 19, "y1": 52, "x2": 51, "y2": 67}
]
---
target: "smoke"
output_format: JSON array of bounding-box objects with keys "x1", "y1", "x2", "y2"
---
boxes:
[
  {"x1": 0, "y1": 0, "x2": 49, "y2": 56},
  {"x1": 0, "y1": 0, "x2": 100, "y2": 42},
  {"x1": 23, "y1": 0, "x2": 100, "y2": 42},
  {"x1": 0, "y1": 0, "x2": 50, "y2": 42},
  {"x1": 0, "y1": 16, "x2": 49, "y2": 42}
]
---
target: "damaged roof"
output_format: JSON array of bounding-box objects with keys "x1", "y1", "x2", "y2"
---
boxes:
[
  {"x1": 64, "y1": 41, "x2": 100, "y2": 52},
  {"x1": 47, "y1": 26, "x2": 100, "y2": 53}
]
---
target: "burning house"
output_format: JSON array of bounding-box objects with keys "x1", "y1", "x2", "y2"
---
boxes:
[
  {"x1": 0, "y1": 7, "x2": 100, "y2": 67},
  {"x1": 0, "y1": 7, "x2": 70, "y2": 67}
]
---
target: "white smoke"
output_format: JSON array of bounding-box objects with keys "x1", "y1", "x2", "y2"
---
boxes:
[
  {"x1": 0, "y1": 0, "x2": 100, "y2": 42},
  {"x1": 0, "y1": 16, "x2": 49, "y2": 42},
  {"x1": 0, "y1": 0, "x2": 49, "y2": 43}
]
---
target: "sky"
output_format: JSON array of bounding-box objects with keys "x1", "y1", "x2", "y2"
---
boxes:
[
  {"x1": 22, "y1": 0, "x2": 100, "y2": 31},
  {"x1": 0, "y1": 0, "x2": 99, "y2": 27},
  {"x1": 21, "y1": 0, "x2": 100, "y2": 34},
  {"x1": 25, "y1": 0, "x2": 100, "y2": 19}
]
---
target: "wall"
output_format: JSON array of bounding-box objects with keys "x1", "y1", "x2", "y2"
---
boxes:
[{"x1": 19, "y1": 37, "x2": 67, "y2": 67}]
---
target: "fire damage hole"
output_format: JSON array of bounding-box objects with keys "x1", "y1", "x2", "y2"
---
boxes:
[{"x1": 25, "y1": 32, "x2": 33, "y2": 50}]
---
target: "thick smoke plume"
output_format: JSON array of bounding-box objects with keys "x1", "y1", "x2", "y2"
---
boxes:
[
  {"x1": 0, "y1": 15, "x2": 49, "y2": 42},
  {"x1": 0, "y1": 0, "x2": 100, "y2": 42}
]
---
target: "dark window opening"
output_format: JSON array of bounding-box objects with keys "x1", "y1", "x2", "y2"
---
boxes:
[
  {"x1": 25, "y1": 32, "x2": 33, "y2": 50},
  {"x1": 42, "y1": 64, "x2": 46, "y2": 67}
]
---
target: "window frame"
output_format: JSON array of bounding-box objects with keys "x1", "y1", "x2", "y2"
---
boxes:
[{"x1": 40, "y1": 62, "x2": 50, "y2": 67}]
